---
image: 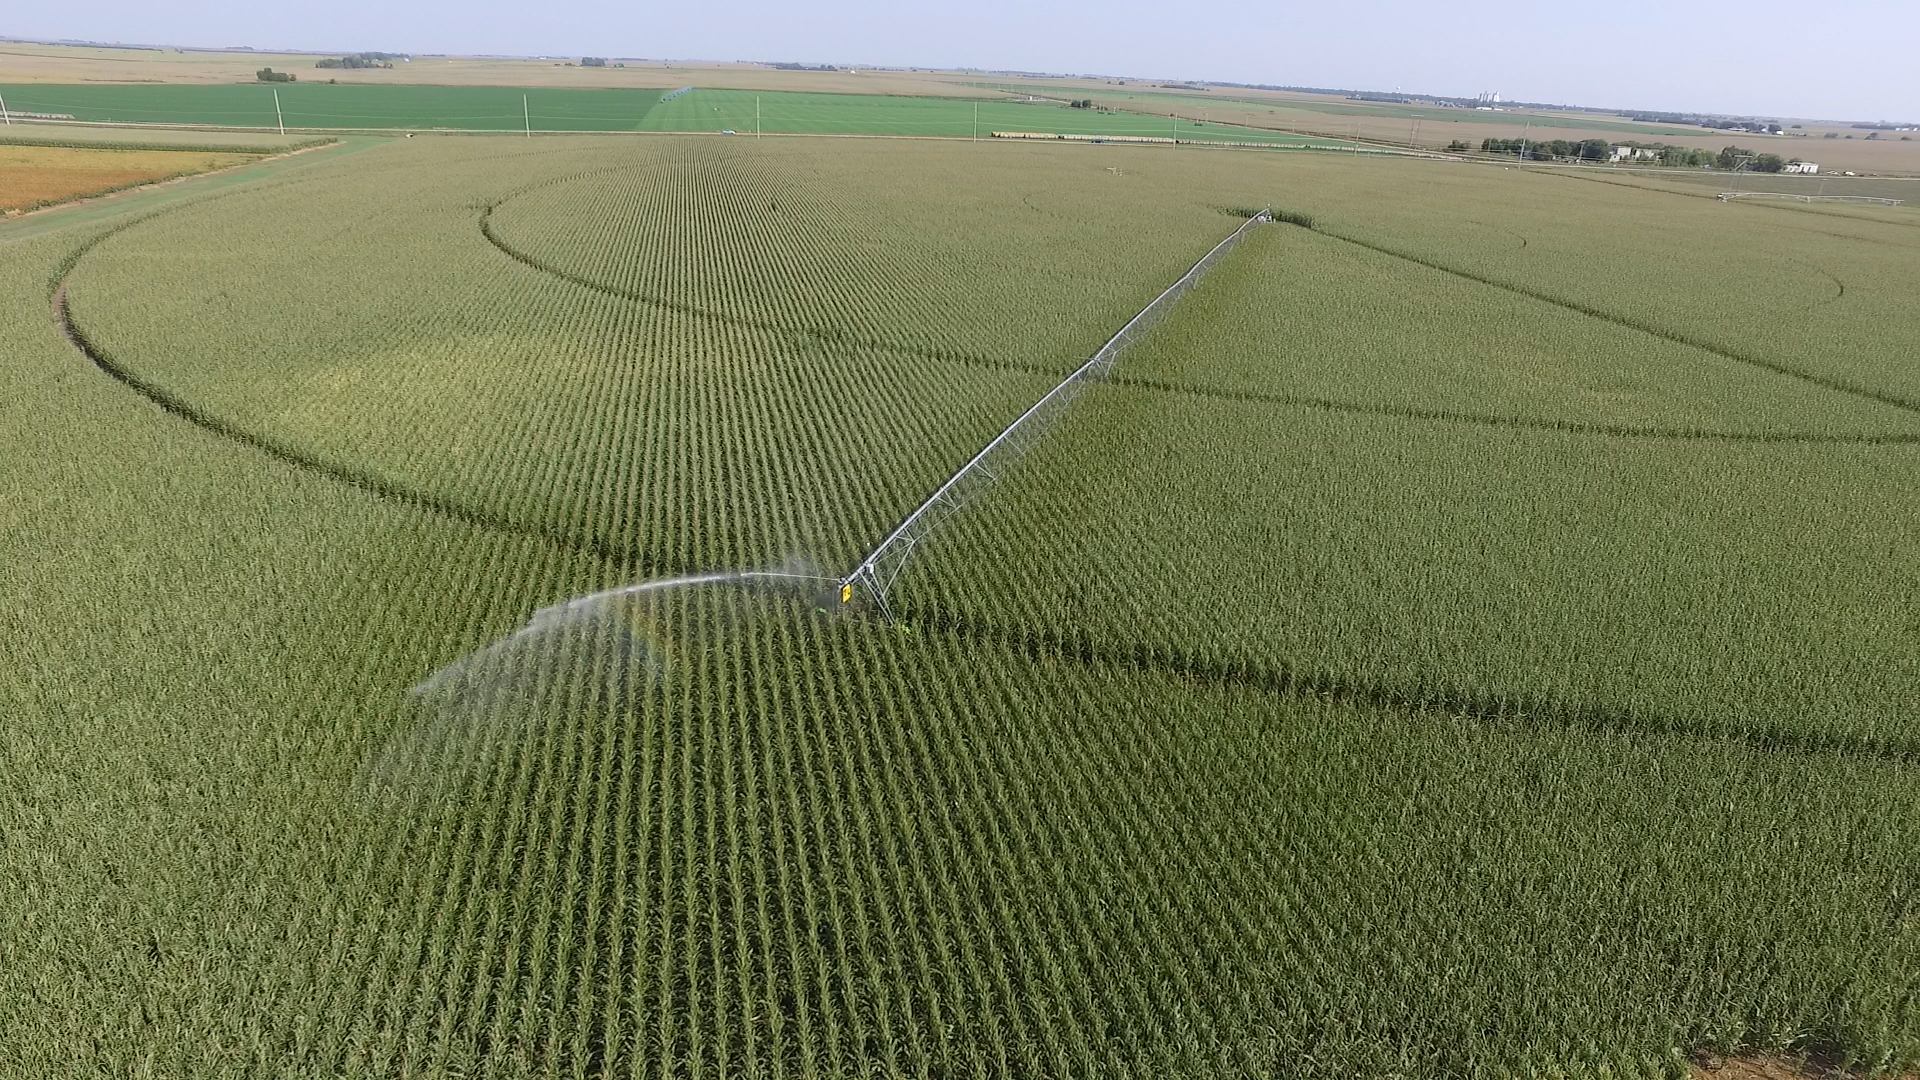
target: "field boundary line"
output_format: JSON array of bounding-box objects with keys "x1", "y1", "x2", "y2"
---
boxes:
[{"x1": 841, "y1": 209, "x2": 1272, "y2": 617}]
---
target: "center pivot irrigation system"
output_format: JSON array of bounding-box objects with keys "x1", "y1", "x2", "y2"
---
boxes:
[
  {"x1": 1716, "y1": 191, "x2": 1905, "y2": 207},
  {"x1": 464, "y1": 206, "x2": 1270, "y2": 654},
  {"x1": 838, "y1": 208, "x2": 1273, "y2": 620},
  {"x1": 415, "y1": 208, "x2": 1271, "y2": 689}
]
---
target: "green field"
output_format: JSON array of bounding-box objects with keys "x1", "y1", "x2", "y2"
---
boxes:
[
  {"x1": 2, "y1": 82, "x2": 661, "y2": 129},
  {"x1": 4, "y1": 133, "x2": 1919, "y2": 1078},
  {"x1": 0, "y1": 83, "x2": 1348, "y2": 143},
  {"x1": 1149, "y1": 89, "x2": 1711, "y2": 136},
  {"x1": 966, "y1": 81, "x2": 1712, "y2": 138}
]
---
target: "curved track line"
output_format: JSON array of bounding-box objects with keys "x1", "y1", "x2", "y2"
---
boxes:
[
  {"x1": 909, "y1": 604, "x2": 1920, "y2": 765},
  {"x1": 479, "y1": 193, "x2": 1030, "y2": 375},
  {"x1": 1109, "y1": 375, "x2": 1920, "y2": 446},
  {"x1": 55, "y1": 155, "x2": 1909, "y2": 576},
  {"x1": 1301, "y1": 222, "x2": 1920, "y2": 417},
  {"x1": 487, "y1": 178, "x2": 1904, "y2": 446},
  {"x1": 49, "y1": 155, "x2": 1053, "y2": 584},
  {"x1": 1802, "y1": 261, "x2": 1847, "y2": 305},
  {"x1": 1464, "y1": 219, "x2": 1528, "y2": 249},
  {"x1": 53, "y1": 227, "x2": 658, "y2": 576},
  {"x1": 55, "y1": 161, "x2": 1919, "y2": 764}
]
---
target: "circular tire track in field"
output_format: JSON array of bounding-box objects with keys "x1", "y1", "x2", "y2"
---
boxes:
[
  {"x1": 51, "y1": 161, "x2": 1920, "y2": 767},
  {"x1": 479, "y1": 176, "x2": 1036, "y2": 376},
  {"x1": 1300, "y1": 221, "x2": 1920, "y2": 418},
  {"x1": 489, "y1": 182, "x2": 1919, "y2": 446},
  {"x1": 52, "y1": 195, "x2": 668, "y2": 577},
  {"x1": 1110, "y1": 375, "x2": 1920, "y2": 446},
  {"x1": 1113, "y1": 216, "x2": 1919, "y2": 445},
  {"x1": 1801, "y1": 261, "x2": 1846, "y2": 305},
  {"x1": 908, "y1": 603, "x2": 1920, "y2": 765},
  {"x1": 1464, "y1": 219, "x2": 1528, "y2": 248}
]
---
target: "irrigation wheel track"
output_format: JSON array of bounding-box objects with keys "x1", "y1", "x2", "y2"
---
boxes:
[
  {"x1": 908, "y1": 604, "x2": 1920, "y2": 765},
  {"x1": 51, "y1": 152, "x2": 1920, "y2": 767},
  {"x1": 478, "y1": 187, "x2": 1043, "y2": 378},
  {"x1": 1291, "y1": 218, "x2": 1920, "y2": 419},
  {"x1": 55, "y1": 283, "x2": 658, "y2": 572},
  {"x1": 51, "y1": 206, "x2": 665, "y2": 578},
  {"x1": 1109, "y1": 374, "x2": 1920, "y2": 446},
  {"x1": 482, "y1": 182, "x2": 1920, "y2": 446}
]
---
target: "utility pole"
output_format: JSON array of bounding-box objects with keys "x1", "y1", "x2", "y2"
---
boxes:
[
  {"x1": 0, "y1": 94, "x2": 10, "y2": 125},
  {"x1": 973, "y1": 100, "x2": 978, "y2": 142},
  {"x1": 756, "y1": 96, "x2": 761, "y2": 137},
  {"x1": 274, "y1": 88, "x2": 285, "y2": 136},
  {"x1": 1519, "y1": 119, "x2": 1531, "y2": 163},
  {"x1": 524, "y1": 93, "x2": 531, "y2": 138}
]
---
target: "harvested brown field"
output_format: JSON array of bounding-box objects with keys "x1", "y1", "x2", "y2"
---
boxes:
[
  {"x1": 0, "y1": 143, "x2": 258, "y2": 212},
  {"x1": 1693, "y1": 1051, "x2": 1918, "y2": 1080}
]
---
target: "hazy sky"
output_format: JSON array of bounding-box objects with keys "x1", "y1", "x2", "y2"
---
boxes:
[{"x1": 13, "y1": 1, "x2": 1916, "y2": 121}]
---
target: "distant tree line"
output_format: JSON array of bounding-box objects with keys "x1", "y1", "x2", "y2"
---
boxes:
[
  {"x1": 1067, "y1": 99, "x2": 1098, "y2": 109},
  {"x1": 581, "y1": 57, "x2": 607, "y2": 67},
  {"x1": 1481, "y1": 137, "x2": 1610, "y2": 161},
  {"x1": 1478, "y1": 137, "x2": 1723, "y2": 168},
  {"x1": 768, "y1": 62, "x2": 838, "y2": 71},
  {"x1": 316, "y1": 52, "x2": 406, "y2": 69},
  {"x1": 1625, "y1": 112, "x2": 1782, "y2": 134},
  {"x1": 1621, "y1": 142, "x2": 1718, "y2": 168},
  {"x1": 1715, "y1": 147, "x2": 1786, "y2": 172},
  {"x1": 255, "y1": 68, "x2": 296, "y2": 83}
]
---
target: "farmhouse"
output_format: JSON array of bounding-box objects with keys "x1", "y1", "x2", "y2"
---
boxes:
[
  {"x1": 1783, "y1": 160, "x2": 1819, "y2": 173},
  {"x1": 1609, "y1": 145, "x2": 1660, "y2": 162}
]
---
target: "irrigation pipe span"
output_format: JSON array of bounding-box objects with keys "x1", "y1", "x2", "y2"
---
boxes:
[{"x1": 840, "y1": 209, "x2": 1272, "y2": 619}]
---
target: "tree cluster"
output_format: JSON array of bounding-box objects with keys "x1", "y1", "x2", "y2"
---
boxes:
[
  {"x1": 1716, "y1": 146, "x2": 1785, "y2": 172},
  {"x1": 1481, "y1": 137, "x2": 1610, "y2": 161},
  {"x1": 1478, "y1": 137, "x2": 1723, "y2": 168},
  {"x1": 1626, "y1": 112, "x2": 1782, "y2": 134},
  {"x1": 1611, "y1": 142, "x2": 1716, "y2": 167},
  {"x1": 255, "y1": 68, "x2": 296, "y2": 83},
  {"x1": 315, "y1": 53, "x2": 404, "y2": 69}
]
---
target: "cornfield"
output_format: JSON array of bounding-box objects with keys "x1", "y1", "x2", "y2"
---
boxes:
[{"x1": 3, "y1": 134, "x2": 1918, "y2": 1079}]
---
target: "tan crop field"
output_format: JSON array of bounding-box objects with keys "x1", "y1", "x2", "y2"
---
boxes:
[
  {"x1": 0, "y1": 143, "x2": 259, "y2": 212},
  {"x1": 0, "y1": 40, "x2": 979, "y2": 96}
]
